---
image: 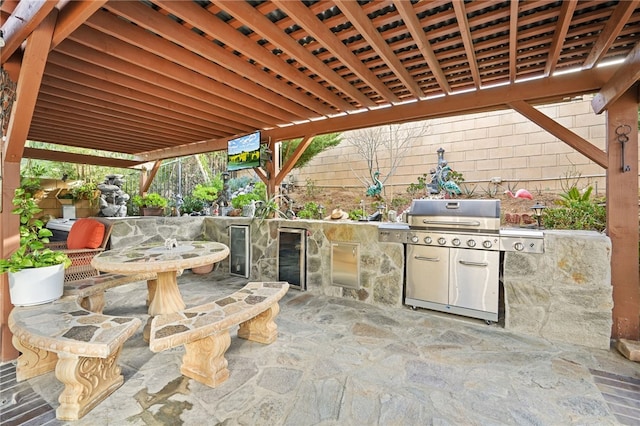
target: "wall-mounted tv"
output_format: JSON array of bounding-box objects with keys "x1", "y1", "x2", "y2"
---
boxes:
[{"x1": 227, "y1": 131, "x2": 261, "y2": 172}]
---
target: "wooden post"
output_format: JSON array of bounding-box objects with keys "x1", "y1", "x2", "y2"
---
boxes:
[
  {"x1": 606, "y1": 86, "x2": 639, "y2": 340},
  {"x1": 1, "y1": 161, "x2": 21, "y2": 361}
]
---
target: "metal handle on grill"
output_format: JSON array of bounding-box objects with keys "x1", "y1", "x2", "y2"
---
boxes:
[
  {"x1": 414, "y1": 256, "x2": 439, "y2": 262},
  {"x1": 458, "y1": 260, "x2": 488, "y2": 267},
  {"x1": 422, "y1": 219, "x2": 481, "y2": 227}
]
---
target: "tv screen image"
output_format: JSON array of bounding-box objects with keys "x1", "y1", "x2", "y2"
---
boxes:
[{"x1": 227, "y1": 131, "x2": 261, "y2": 171}]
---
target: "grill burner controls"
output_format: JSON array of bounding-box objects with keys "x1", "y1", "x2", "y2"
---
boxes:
[
  {"x1": 408, "y1": 231, "x2": 501, "y2": 251},
  {"x1": 499, "y1": 229, "x2": 544, "y2": 254}
]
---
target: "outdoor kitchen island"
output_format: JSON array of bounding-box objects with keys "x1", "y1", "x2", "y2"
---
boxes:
[{"x1": 103, "y1": 216, "x2": 612, "y2": 350}]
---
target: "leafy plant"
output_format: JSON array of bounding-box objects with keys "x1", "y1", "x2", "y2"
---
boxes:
[
  {"x1": 348, "y1": 208, "x2": 366, "y2": 220},
  {"x1": 555, "y1": 186, "x2": 593, "y2": 207},
  {"x1": 131, "y1": 192, "x2": 169, "y2": 208},
  {"x1": 180, "y1": 195, "x2": 205, "y2": 214},
  {"x1": 70, "y1": 181, "x2": 98, "y2": 201},
  {"x1": 297, "y1": 201, "x2": 324, "y2": 219},
  {"x1": 544, "y1": 186, "x2": 606, "y2": 232},
  {"x1": 192, "y1": 184, "x2": 219, "y2": 203},
  {"x1": 0, "y1": 189, "x2": 71, "y2": 273},
  {"x1": 407, "y1": 173, "x2": 429, "y2": 197},
  {"x1": 231, "y1": 193, "x2": 260, "y2": 209}
]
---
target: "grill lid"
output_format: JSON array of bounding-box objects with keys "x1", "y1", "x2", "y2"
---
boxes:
[{"x1": 407, "y1": 199, "x2": 501, "y2": 232}]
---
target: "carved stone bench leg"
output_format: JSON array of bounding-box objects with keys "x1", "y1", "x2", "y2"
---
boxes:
[
  {"x1": 181, "y1": 331, "x2": 231, "y2": 388},
  {"x1": 55, "y1": 348, "x2": 125, "y2": 421},
  {"x1": 79, "y1": 292, "x2": 106, "y2": 314},
  {"x1": 238, "y1": 303, "x2": 280, "y2": 344},
  {"x1": 13, "y1": 337, "x2": 58, "y2": 381}
]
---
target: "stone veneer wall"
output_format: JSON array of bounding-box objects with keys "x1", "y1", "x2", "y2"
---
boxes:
[
  {"x1": 503, "y1": 230, "x2": 612, "y2": 349},
  {"x1": 106, "y1": 217, "x2": 613, "y2": 349},
  {"x1": 106, "y1": 216, "x2": 405, "y2": 308}
]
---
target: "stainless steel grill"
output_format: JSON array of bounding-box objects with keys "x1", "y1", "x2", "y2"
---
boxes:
[{"x1": 379, "y1": 199, "x2": 544, "y2": 323}]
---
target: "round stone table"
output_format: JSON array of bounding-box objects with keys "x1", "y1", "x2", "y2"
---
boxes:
[{"x1": 91, "y1": 241, "x2": 229, "y2": 316}]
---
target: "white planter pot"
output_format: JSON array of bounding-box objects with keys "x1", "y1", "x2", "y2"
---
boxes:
[{"x1": 8, "y1": 264, "x2": 65, "y2": 306}]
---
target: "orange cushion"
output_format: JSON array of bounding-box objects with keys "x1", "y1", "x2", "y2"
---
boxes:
[{"x1": 67, "y1": 219, "x2": 106, "y2": 250}]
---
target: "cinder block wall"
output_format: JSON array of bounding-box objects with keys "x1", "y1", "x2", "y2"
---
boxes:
[{"x1": 293, "y1": 96, "x2": 635, "y2": 196}]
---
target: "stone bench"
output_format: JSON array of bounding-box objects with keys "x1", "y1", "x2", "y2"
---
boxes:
[
  {"x1": 64, "y1": 272, "x2": 158, "y2": 313},
  {"x1": 8, "y1": 298, "x2": 141, "y2": 421},
  {"x1": 149, "y1": 281, "x2": 289, "y2": 387}
]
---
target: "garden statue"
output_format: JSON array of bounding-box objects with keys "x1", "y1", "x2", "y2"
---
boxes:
[
  {"x1": 428, "y1": 149, "x2": 461, "y2": 197},
  {"x1": 366, "y1": 170, "x2": 383, "y2": 198},
  {"x1": 97, "y1": 174, "x2": 129, "y2": 217}
]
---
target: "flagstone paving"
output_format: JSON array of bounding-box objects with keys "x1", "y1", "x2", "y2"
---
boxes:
[{"x1": 4, "y1": 270, "x2": 639, "y2": 425}]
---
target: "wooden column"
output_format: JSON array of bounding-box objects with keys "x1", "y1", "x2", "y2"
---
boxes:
[
  {"x1": 1, "y1": 162, "x2": 21, "y2": 361},
  {"x1": 1, "y1": 10, "x2": 58, "y2": 362},
  {"x1": 606, "y1": 86, "x2": 639, "y2": 340}
]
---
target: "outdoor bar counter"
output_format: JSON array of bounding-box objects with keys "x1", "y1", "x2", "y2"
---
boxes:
[{"x1": 103, "y1": 216, "x2": 612, "y2": 349}]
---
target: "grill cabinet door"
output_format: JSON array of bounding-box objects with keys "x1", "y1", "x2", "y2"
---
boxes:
[
  {"x1": 406, "y1": 245, "x2": 449, "y2": 305},
  {"x1": 448, "y1": 249, "x2": 499, "y2": 314}
]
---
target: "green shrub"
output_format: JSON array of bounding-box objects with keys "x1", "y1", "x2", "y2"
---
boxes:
[
  {"x1": 297, "y1": 202, "x2": 323, "y2": 219},
  {"x1": 180, "y1": 195, "x2": 205, "y2": 214},
  {"x1": 132, "y1": 192, "x2": 168, "y2": 208},
  {"x1": 543, "y1": 186, "x2": 606, "y2": 232},
  {"x1": 231, "y1": 193, "x2": 260, "y2": 209}
]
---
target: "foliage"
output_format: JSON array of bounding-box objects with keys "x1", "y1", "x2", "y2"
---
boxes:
[
  {"x1": 228, "y1": 175, "x2": 253, "y2": 192},
  {"x1": 555, "y1": 186, "x2": 593, "y2": 207},
  {"x1": 305, "y1": 178, "x2": 320, "y2": 198},
  {"x1": 297, "y1": 202, "x2": 324, "y2": 219},
  {"x1": 281, "y1": 133, "x2": 342, "y2": 169},
  {"x1": 231, "y1": 193, "x2": 260, "y2": 209},
  {"x1": 131, "y1": 192, "x2": 169, "y2": 208},
  {"x1": 192, "y1": 182, "x2": 219, "y2": 202},
  {"x1": 447, "y1": 170, "x2": 465, "y2": 186},
  {"x1": 389, "y1": 196, "x2": 410, "y2": 210},
  {"x1": 407, "y1": 173, "x2": 430, "y2": 198},
  {"x1": 543, "y1": 186, "x2": 606, "y2": 232},
  {"x1": 70, "y1": 181, "x2": 99, "y2": 200},
  {"x1": 348, "y1": 208, "x2": 366, "y2": 220},
  {"x1": 180, "y1": 195, "x2": 205, "y2": 214},
  {"x1": 0, "y1": 189, "x2": 71, "y2": 273}
]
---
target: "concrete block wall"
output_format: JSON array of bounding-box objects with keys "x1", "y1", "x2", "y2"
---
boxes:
[{"x1": 292, "y1": 96, "x2": 635, "y2": 196}]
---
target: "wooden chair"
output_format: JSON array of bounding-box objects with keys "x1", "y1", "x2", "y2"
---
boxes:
[{"x1": 45, "y1": 218, "x2": 114, "y2": 282}]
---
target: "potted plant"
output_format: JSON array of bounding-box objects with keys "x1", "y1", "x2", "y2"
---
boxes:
[
  {"x1": 0, "y1": 188, "x2": 72, "y2": 306},
  {"x1": 132, "y1": 192, "x2": 169, "y2": 216}
]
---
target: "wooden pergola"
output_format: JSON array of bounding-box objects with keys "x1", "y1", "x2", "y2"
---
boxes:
[{"x1": 1, "y1": 1, "x2": 639, "y2": 361}]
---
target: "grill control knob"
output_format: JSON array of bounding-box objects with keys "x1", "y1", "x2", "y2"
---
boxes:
[
  {"x1": 466, "y1": 239, "x2": 476, "y2": 248},
  {"x1": 437, "y1": 237, "x2": 447, "y2": 245},
  {"x1": 451, "y1": 238, "x2": 461, "y2": 246},
  {"x1": 514, "y1": 242, "x2": 525, "y2": 251},
  {"x1": 482, "y1": 240, "x2": 492, "y2": 249},
  {"x1": 411, "y1": 235, "x2": 419, "y2": 243},
  {"x1": 424, "y1": 236, "x2": 432, "y2": 244}
]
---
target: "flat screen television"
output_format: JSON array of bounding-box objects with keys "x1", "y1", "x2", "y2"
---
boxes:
[{"x1": 227, "y1": 131, "x2": 261, "y2": 171}]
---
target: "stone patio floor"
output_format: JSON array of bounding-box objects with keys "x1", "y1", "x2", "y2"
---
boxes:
[{"x1": 2, "y1": 269, "x2": 639, "y2": 425}]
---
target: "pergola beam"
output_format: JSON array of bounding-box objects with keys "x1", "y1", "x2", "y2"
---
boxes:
[
  {"x1": 507, "y1": 100, "x2": 608, "y2": 168},
  {"x1": 22, "y1": 147, "x2": 146, "y2": 169},
  {"x1": 0, "y1": 0, "x2": 56, "y2": 65},
  {"x1": 132, "y1": 65, "x2": 616, "y2": 163},
  {"x1": 591, "y1": 41, "x2": 640, "y2": 114}
]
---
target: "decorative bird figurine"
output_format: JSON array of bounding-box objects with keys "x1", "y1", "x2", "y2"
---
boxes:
[
  {"x1": 442, "y1": 180, "x2": 461, "y2": 196},
  {"x1": 366, "y1": 171, "x2": 383, "y2": 198},
  {"x1": 504, "y1": 189, "x2": 533, "y2": 200}
]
